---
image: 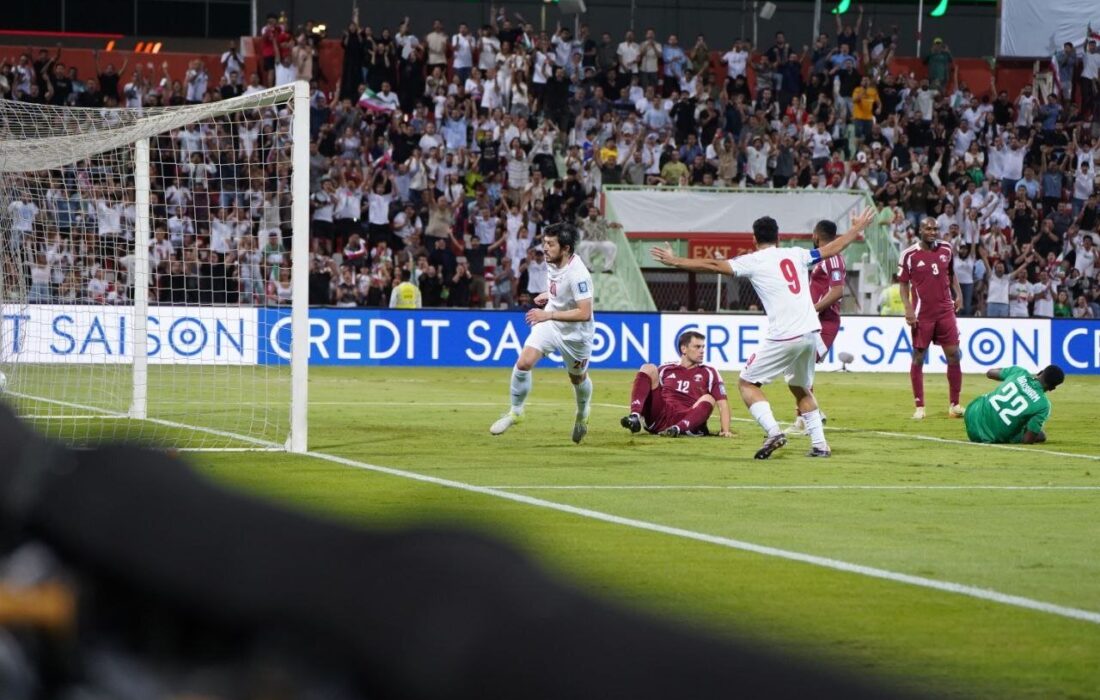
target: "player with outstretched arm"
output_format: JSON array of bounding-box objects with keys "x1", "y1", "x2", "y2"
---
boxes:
[
  {"x1": 621, "y1": 330, "x2": 732, "y2": 438},
  {"x1": 963, "y1": 365, "x2": 1064, "y2": 444},
  {"x1": 490, "y1": 223, "x2": 595, "y2": 443},
  {"x1": 651, "y1": 209, "x2": 877, "y2": 459},
  {"x1": 899, "y1": 218, "x2": 965, "y2": 420},
  {"x1": 793, "y1": 218, "x2": 847, "y2": 433}
]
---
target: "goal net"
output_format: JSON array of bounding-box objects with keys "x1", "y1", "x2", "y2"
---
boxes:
[{"x1": 0, "y1": 82, "x2": 309, "y2": 451}]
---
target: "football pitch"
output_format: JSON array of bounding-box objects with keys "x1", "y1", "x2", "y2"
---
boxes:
[{"x1": 33, "y1": 366, "x2": 1100, "y2": 697}]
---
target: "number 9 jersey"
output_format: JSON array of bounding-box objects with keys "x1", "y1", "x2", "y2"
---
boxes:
[
  {"x1": 964, "y1": 366, "x2": 1052, "y2": 444},
  {"x1": 728, "y1": 246, "x2": 822, "y2": 340}
]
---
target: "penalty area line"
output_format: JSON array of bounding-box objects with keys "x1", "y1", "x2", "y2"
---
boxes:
[
  {"x1": 482, "y1": 484, "x2": 1100, "y2": 491},
  {"x1": 301, "y1": 448, "x2": 1100, "y2": 627}
]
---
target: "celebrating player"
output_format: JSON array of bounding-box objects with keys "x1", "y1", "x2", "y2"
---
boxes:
[
  {"x1": 621, "y1": 330, "x2": 732, "y2": 438},
  {"x1": 793, "y1": 218, "x2": 846, "y2": 433},
  {"x1": 898, "y1": 218, "x2": 964, "y2": 420},
  {"x1": 490, "y1": 223, "x2": 595, "y2": 443},
  {"x1": 651, "y1": 209, "x2": 877, "y2": 459},
  {"x1": 963, "y1": 365, "x2": 1065, "y2": 444}
]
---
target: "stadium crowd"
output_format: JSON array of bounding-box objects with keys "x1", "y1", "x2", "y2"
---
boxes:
[{"x1": 2, "y1": 5, "x2": 1100, "y2": 317}]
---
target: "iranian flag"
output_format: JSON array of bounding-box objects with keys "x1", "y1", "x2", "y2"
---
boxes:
[
  {"x1": 1051, "y1": 23, "x2": 1100, "y2": 99},
  {"x1": 358, "y1": 87, "x2": 397, "y2": 113}
]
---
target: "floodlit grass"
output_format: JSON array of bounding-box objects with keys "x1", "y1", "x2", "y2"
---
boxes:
[{"x1": 20, "y1": 366, "x2": 1100, "y2": 697}]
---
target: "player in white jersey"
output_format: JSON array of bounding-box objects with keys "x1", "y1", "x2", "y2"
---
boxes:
[
  {"x1": 651, "y1": 209, "x2": 876, "y2": 459},
  {"x1": 491, "y1": 223, "x2": 596, "y2": 443}
]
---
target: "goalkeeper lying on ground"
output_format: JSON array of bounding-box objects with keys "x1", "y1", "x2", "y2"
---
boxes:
[{"x1": 964, "y1": 365, "x2": 1065, "y2": 444}]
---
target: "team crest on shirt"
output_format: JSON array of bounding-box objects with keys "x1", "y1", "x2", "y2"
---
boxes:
[
  {"x1": 579, "y1": 281, "x2": 588, "y2": 293},
  {"x1": 939, "y1": 255, "x2": 948, "y2": 263},
  {"x1": 550, "y1": 282, "x2": 557, "y2": 296}
]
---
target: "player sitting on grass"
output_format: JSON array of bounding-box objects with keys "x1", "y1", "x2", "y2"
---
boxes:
[
  {"x1": 964, "y1": 365, "x2": 1065, "y2": 444},
  {"x1": 621, "y1": 330, "x2": 732, "y2": 438}
]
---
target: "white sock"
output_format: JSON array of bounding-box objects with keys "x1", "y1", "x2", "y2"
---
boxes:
[
  {"x1": 748, "y1": 401, "x2": 781, "y2": 437},
  {"x1": 573, "y1": 377, "x2": 593, "y2": 418},
  {"x1": 802, "y1": 409, "x2": 828, "y2": 448},
  {"x1": 510, "y1": 368, "x2": 531, "y2": 414}
]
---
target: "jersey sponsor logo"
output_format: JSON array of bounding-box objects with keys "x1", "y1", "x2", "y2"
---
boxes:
[{"x1": 917, "y1": 260, "x2": 926, "y2": 267}]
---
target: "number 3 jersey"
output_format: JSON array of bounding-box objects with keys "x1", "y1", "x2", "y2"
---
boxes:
[
  {"x1": 728, "y1": 246, "x2": 822, "y2": 340},
  {"x1": 964, "y1": 366, "x2": 1051, "y2": 444},
  {"x1": 897, "y1": 241, "x2": 955, "y2": 319}
]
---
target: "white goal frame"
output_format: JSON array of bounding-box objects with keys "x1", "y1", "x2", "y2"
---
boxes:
[{"x1": 0, "y1": 81, "x2": 310, "y2": 452}]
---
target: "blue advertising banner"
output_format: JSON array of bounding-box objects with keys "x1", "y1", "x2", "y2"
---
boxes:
[
  {"x1": 1049, "y1": 319, "x2": 1100, "y2": 375},
  {"x1": 254, "y1": 309, "x2": 1100, "y2": 375},
  {"x1": 0, "y1": 305, "x2": 257, "y2": 365},
  {"x1": 257, "y1": 309, "x2": 658, "y2": 369},
  {"x1": 660, "y1": 314, "x2": 1051, "y2": 373}
]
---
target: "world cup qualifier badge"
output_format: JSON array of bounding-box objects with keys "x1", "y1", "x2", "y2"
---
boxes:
[{"x1": 579, "y1": 282, "x2": 588, "y2": 293}]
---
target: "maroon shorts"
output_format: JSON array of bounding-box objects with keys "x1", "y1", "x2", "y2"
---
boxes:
[
  {"x1": 643, "y1": 391, "x2": 713, "y2": 433},
  {"x1": 641, "y1": 389, "x2": 672, "y2": 432},
  {"x1": 912, "y1": 314, "x2": 960, "y2": 349}
]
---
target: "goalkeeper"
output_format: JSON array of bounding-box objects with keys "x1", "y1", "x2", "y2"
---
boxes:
[{"x1": 963, "y1": 365, "x2": 1065, "y2": 444}]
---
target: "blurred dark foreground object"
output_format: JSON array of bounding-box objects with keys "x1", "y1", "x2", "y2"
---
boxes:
[{"x1": 0, "y1": 405, "x2": 920, "y2": 699}]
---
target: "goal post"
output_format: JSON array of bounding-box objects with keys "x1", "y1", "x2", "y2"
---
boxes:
[{"x1": 0, "y1": 82, "x2": 309, "y2": 452}]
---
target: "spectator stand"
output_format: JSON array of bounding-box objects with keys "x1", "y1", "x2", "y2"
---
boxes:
[{"x1": 5, "y1": 8, "x2": 1100, "y2": 320}]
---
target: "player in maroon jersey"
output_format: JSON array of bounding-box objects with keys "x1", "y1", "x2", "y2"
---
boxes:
[
  {"x1": 898, "y1": 218, "x2": 965, "y2": 420},
  {"x1": 621, "y1": 330, "x2": 732, "y2": 437},
  {"x1": 794, "y1": 219, "x2": 846, "y2": 432}
]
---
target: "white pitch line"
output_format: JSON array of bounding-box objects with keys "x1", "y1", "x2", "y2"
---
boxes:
[
  {"x1": 483, "y1": 484, "x2": 1100, "y2": 491},
  {"x1": 13, "y1": 394, "x2": 1100, "y2": 461},
  {"x1": 9, "y1": 392, "x2": 278, "y2": 449},
  {"x1": 10, "y1": 393, "x2": 1099, "y2": 625},
  {"x1": 10, "y1": 394, "x2": 1100, "y2": 622},
  {"x1": 301, "y1": 448, "x2": 1100, "y2": 627}
]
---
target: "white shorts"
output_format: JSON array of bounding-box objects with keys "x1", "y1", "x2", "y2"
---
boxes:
[
  {"x1": 739, "y1": 332, "x2": 819, "y2": 388},
  {"x1": 525, "y1": 321, "x2": 591, "y2": 376}
]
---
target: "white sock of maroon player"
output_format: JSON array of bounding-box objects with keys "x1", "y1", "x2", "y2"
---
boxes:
[
  {"x1": 573, "y1": 376, "x2": 593, "y2": 419},
  {"x1": 748, "y1": 401, "x2": 781, "y2": 437},
  {"x1": 802, "y1": 410, "x2": 828, "y2": 450},
  {"x1": 510, "y1": 368, "x2": 531, "y2": 414}
]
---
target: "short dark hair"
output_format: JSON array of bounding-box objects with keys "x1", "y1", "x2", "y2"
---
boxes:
[
  {"x1": 814, "y1": 219, "x2": 838, "y2": 240},
  {"x1": 544, "y1": 222, "x2": 577, "y2": 256},
  {"x1": 678, "y1": 330, "x2": 705, "y2": 353},
  {"x1": 1040, "y1": 365, "x2": 1065, "y2": 391},
  {"x1": 752, "y1": 216, "x2": 779, "y2": 245}
]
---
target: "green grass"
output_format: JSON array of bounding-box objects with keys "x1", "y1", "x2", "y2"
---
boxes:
[{"x1": 19, "y1": 366, "x2": 1100, "y2": 697}]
